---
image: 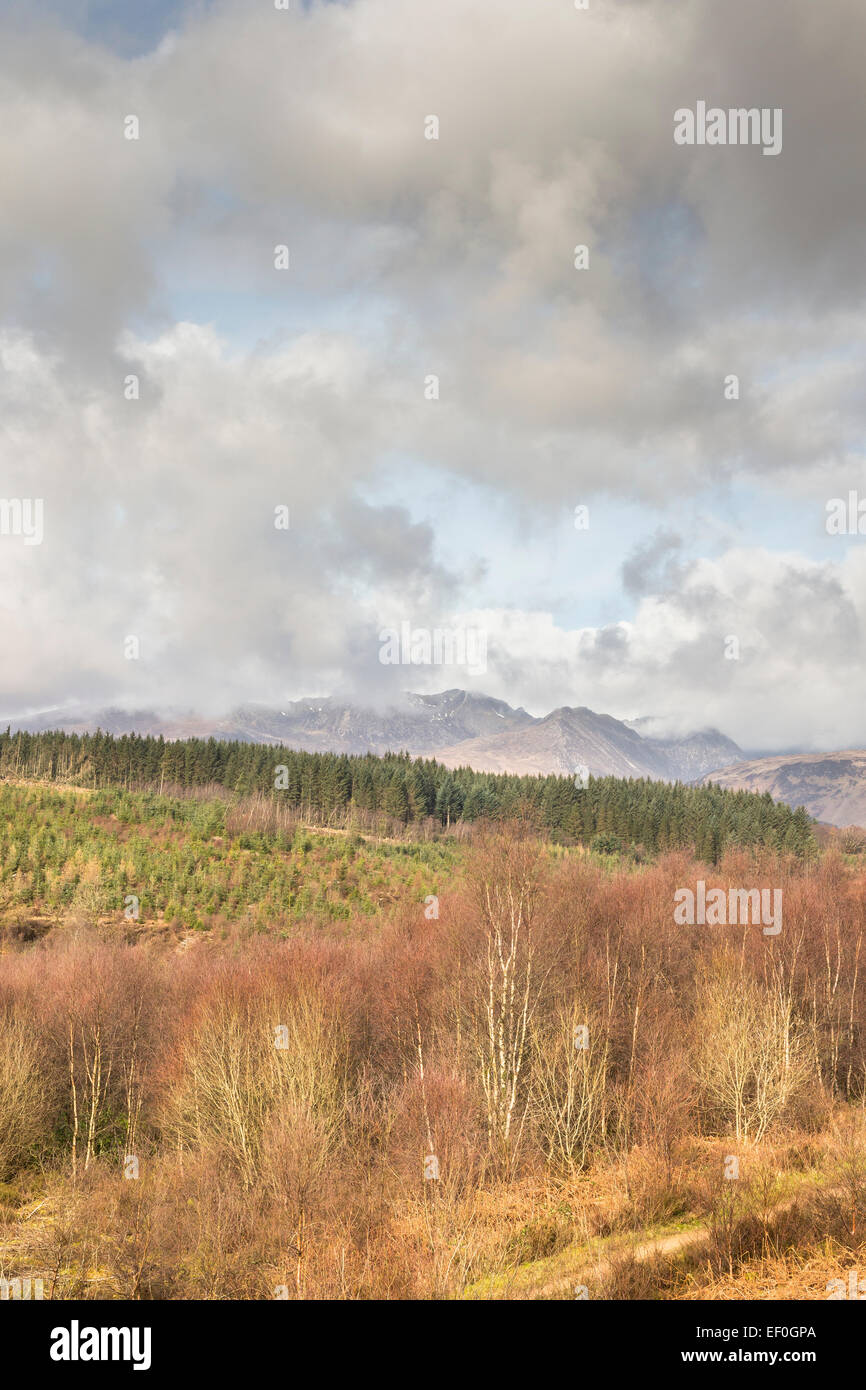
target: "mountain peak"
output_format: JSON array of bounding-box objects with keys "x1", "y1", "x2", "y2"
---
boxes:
[{"x1": 6, "y1": 689, "x2": 744, "y2": 784}]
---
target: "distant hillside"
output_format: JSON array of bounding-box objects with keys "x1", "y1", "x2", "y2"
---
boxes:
[
  {"x1": 6, "y1": 690, "x2": 535, "y2": 754},
  {"x1": 702, "y1": 751, "x2": 866, "y2": 828},
  {"x1": 436, "y1": 706, "x2": 672, "y2": 779},
  {"x1": 5, "y1": 690, "x2": 743, "y2": 785},
  {"x1": 625, "y1": 719, "x2": 744, "y2": 782},
  {"x1": 435, "y1": 706, "x2": 742, "y2": 782},
  {"x1": 226, "y1": 689, "x2": 535, "y2": 752}
]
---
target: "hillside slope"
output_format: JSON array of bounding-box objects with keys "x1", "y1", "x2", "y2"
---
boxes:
[
  {"x1": 434, "y1": 706, "x2": 736, "y2": 780},
  {"x1": 702, "y1": 750, "x2": 866, "y2": 827}
]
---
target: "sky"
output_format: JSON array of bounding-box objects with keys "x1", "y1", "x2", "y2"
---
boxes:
[{"x1": 1, "y1": 0, "x2": 865, "y2": 750}]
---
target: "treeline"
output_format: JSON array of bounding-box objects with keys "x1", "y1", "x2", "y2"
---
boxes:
[{"x1": 0, "y1": 727, "x2": 814, "y2": 859}]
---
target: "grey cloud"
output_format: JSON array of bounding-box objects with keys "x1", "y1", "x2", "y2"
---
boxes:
[
  {"x1": 621, "y1": 529, "x2": 682, "y2": 598},
  {"x1": 1, "y1": 0, "x2": 865, "y2": 739}
]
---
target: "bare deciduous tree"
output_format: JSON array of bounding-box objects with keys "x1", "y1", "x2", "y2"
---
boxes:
[
  {"x1": 530, "y1": 1001, "x2": 610, "y2": 1175},
  {"x1": 469, "y1": 826, "x2": 548, "y2": 1175},
  {"x1": 0, "y1": 1011, "x2": 52, "y2": 1179},
  {"x1": 693, "y1": 952, "x2": 811, "y2": 1142}
]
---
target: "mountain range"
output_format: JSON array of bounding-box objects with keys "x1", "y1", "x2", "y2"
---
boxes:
[
  {"x1": 12, "y1": 690, "x2": 866, "y2": 827},
  {"x1": 7, "y1": 689, "x2": 743, "y2": 782}
]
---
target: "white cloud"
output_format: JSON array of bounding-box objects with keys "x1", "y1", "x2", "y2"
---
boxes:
[
  {"x1": 1, "y1": 0, "x2": 865, "y2": 745},
  {"x1": 463, "y1": 546, "x2": 866, "y2": 748}
]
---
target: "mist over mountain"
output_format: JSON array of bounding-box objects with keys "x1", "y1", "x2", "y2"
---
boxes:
[
  {"x1": 16, "y1": 689, "x2": 866, "y2": 826},
  {"x1": 625, "y1": 718, "x2": 745, "y2": 782},
  {"x1": 6, "y1": 690, "x2": 744, "y2": 784}
]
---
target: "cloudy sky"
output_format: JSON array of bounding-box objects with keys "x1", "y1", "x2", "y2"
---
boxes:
[{"x1": 1, "y1": 0, "x2": 865, "y2": 750}]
